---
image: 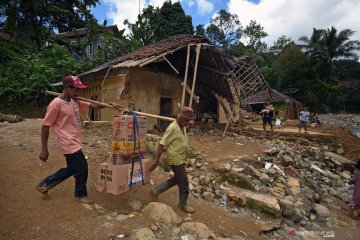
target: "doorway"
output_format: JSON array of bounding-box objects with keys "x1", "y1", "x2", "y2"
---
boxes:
[{"x1": 160, "y1": 97, "x2": 172, "y2": 130}]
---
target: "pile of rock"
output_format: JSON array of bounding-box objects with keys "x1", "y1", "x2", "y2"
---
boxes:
[
  {"x1": 131, "y1": 202, "x2": 219, "y2": 240},
  {"x1": 0, "y1": 112, "x2": 23, "y2": 123},
  {"x1": 319, "y1": 113, "x2": 360, "y2": 138}
]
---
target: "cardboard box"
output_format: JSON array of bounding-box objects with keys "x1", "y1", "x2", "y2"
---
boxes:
[
  {"x1": 112, "y1": 153, "x2": 143, "y2": 165},
  {"x1": 113, "y1": 115, "x2": 147, "y2": 142},
  {"x1": 112, "y1": 141, "x2": 146, "y2": 156},
  {"x1": 97, "y1": 158, "x2": 151, "y2": 195}
]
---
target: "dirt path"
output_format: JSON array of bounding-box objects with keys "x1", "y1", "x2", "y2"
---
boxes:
[
  {"x1": 189, "y1": 135, "x2": 265, "y2": 163},
  {"x1": 250, "y1": 125, "x2": 332, "y2": 136},
  {"x1": 0, "y1": 120, "x2": 268, "y2": 240}
]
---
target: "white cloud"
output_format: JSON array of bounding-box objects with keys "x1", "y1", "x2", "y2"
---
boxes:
[
  {"x1": 188, "y1": 0, "x2": 195, "y2": 7},
  {"x1": 104, "y1": 0, "x2": 181, "y2": 33},
  {"x1": 197, "y1": 0, "x2": 214, "y2": 15},
  {"x1": 227, "y1": 0, "x2": 360, "y2": 46}
]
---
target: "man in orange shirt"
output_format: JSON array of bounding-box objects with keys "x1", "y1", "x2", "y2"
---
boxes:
[{"x1": 36, "y1": 76, "x2": 118, "y2": 204}]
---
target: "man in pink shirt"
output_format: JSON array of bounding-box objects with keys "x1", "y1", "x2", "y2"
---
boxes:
[{"x1": 36, "y1": 76, "x2": 118, "y2": 204}]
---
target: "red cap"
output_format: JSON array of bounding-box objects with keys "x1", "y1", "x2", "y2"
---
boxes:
[{"x1": 62, "y1": 76, "x2": 87, "y2": 89}]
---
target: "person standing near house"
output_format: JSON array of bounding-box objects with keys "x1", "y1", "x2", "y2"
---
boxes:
[
  {"x1": 298, "y1": 107, "x2": 310, "y2": 133},
  {"x1": 261, "y1": 99, "x2": 274, "y2": 132},
  {"x1": 149, "y1": 107, "x2": 195, "y2": 214},
  {"x1": 36, "y1": 76, "x2": 119, "y2": 203}
]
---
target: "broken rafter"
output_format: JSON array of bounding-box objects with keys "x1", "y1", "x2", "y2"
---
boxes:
[
  {"x1": 139, "y1": 45, "x2": 188, "y2": 67},
  {"x1": 162, "y1": 55, "x2": 179, "y2": 74},
  {"x1": 198, "y1": 64, "x2": 229, "y2": 77}
]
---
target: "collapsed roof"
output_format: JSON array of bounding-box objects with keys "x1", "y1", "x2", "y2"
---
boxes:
[{"x1": 80, "y1": 34, "x2": 270, "y2": 107}]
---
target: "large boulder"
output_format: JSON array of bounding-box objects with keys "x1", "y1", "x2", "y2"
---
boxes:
[
  {"x1": 227, "y1": 189, "x2": 281, "y2": 216},
  {"x1": 323, "y1": 152, "x2": 352, "y2": 165},
  {"x1": 131, "y1": 227, "x2": 156, "y2": 240},
  {"x1": 142, "y1": 202, "x2": 182, "y2": 225},
  {"x1": 180, "y1": 222, "x2": 214, "y2": 240},
  {"x1": 311, "y1": 203, "x2": 331, "y2": 218}
]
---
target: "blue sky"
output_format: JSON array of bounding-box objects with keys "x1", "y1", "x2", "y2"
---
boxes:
[
  {"x1": 91, "y1": 0, "x2": 360, "y2": 46},
  {"x1": 92, "y1": 0, "x2": 244, "y2": 28}
]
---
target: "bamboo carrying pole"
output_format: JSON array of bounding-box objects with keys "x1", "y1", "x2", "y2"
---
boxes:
[{"x1": 46, "y1": 91, "x2": 175, "y2": 122}]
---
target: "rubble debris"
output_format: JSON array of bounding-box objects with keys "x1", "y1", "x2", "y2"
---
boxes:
[
  {"x1": 0, "y1": 112, "x2": 23, "y2": 123},
  {"x1": 324, "y1": 151, "x2": 352, "y2": 165},
  {"x1": 319, "y1": 114, "x2": 360, "y2": 138}
]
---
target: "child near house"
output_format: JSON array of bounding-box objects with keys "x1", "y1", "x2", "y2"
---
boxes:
[{"x1": 298, "y1": 107, "x2": 310, "y2": 133}]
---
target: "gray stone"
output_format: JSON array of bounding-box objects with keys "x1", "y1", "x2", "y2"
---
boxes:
[
  {"x1": 339, "y1": 193, "x2": 351, "y2": 202},
  {"x1": 150, "y1": 224, "x2": 158, "y2": 232},
  {"x1": 337, "y1": 148, "x2": 344, "y2": 155},
  {"x1": 230, "y1": 235, "x2": 246, "y2": 240},
  {"x1": 340, "y1": 171, "x2": 351, "y2": 180},
  {"x1": 280, "y1": 155, "x2": 294, "y2": 165},
  {"x1": 311, "y1": 203, "x2": 331, "y2": 218},
  {"x1": 115, "y1": 214, "x2": 128, "y2": 221},
  {"x1": 102, "y1": 222, "x2": 113, "y2": 229},
  {"x1": 312, "y1": 171, "x2": 321, "y2": 181},
  {"x1": 142, "y1": 202, "x2": 182, "y2": 224},
  {"x1": 202, "y1": 192, "x2": 214, "y2": 202},
  {"x1": 129, "y1": 199, "x2": 142, "y2": 211},
  {"x1": 131, "y1": 228, "x2": 156, "y2": 240},
  {"x1": 204, "y1": 176, "x2": 211, "y2": 185},
  {"x1": 180, "y1": 222, "x2": 214, "y2": 240},
  {"x1": 324, "y1": 152, "x2": 352, "y2": 165}
]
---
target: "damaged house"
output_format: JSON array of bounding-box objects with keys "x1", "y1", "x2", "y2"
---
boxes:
[{"x1": 79, "y1": 35, "x2": 269, "y2": 130}]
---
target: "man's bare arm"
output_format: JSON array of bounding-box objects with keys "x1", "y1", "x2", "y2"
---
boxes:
[
  {"x1": 39, "y1": 125, "x2": 50, "y2": 162},
  {"x1": 149, "y1": 144, "x2": 164, "y2": 172}
]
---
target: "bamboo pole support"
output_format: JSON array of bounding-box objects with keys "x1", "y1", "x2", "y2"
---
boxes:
[
  {"x1": 222, "y1": 107, "x2": 239, "y2": 136},
  {"x1": 189, "y1": 44, "x2": 201, "y2": 108},
  {"x1": 46, "y1": 91, "x2": 175, "y2": 122},
  {"x1": 181, "y1": 44, "x2": 191, "y2": 108}
]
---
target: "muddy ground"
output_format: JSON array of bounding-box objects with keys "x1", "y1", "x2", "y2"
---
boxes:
[{"x1": 0, "y1": 119, "x2": 360, "y2": 240}]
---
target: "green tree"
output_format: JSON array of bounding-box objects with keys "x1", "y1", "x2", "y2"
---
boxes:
[
  {"x1": 125, "y1": 0, "x2": 193, "y2": 45},
  {"x1": 195, "y1": 24, "x2": 205, "y2": 36},
  {"x1": 270, "y1": 35, "x2": 292, "y2": 55},
  {"x1": 86, "y1": 32, "x2": 141, "y2": 69},
  {"x1": 157, "y1": 0, "x2": 193, "y2": 40},
  {"x1": 205, "y1": 9, "x2": 242, "y2": 49},
  {"x1": 1, "y1": 0, "x2": 99, "y2": 47},
  {"x1": 243, "y1": 20, "x2": 268, "y2": 53},
  {"x1": 0, "y1": 41, "x2": 83, "y2": 108},
  {"x1": 125, "y1": 5, "x2": 159, "y2": 45},
  {"x1": 272, "y1": 43, "x2": 313, "y2": 90},
  {"x1": 299, "y1": 27, "x2": 360, "y2": 82}
]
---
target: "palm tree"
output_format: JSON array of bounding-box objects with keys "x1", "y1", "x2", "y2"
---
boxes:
[
  {"x1": 299, "y1": 26, "x2": 360, "y2": 82},
  {"x1": 299, "y1": 28, "x2": 325, "y2": 62}
]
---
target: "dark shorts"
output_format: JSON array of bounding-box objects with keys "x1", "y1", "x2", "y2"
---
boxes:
[
  {"x1": 299, "y1": 120, "x2": 308, "y2": 128},
  {"x1": 263, "y1": 117, "x2": 272, "y2": 125}
]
